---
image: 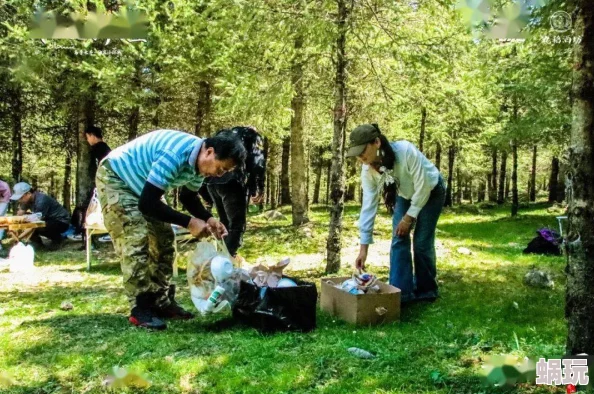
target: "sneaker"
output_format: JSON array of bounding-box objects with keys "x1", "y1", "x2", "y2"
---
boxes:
[
  {"x1": 129, "y1": 293, "x2": 167, "y2": 330},
  {"x1": 67, "y1": 234, "x2": 83, "y2": 242},
  {"x1": 98, "y1": 235, "x2": 112, "y2": 243},
  {"x1": 153, "y1": 284, "x2": 195, "y2": 320}
]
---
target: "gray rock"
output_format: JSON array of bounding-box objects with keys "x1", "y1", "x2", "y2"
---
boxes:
[
  {"x1": 524, "y1": 268, "x2": 554, "y2": 289},
  {"x1": 265, "y1": 210, "x2": 287, "y2": 221}
]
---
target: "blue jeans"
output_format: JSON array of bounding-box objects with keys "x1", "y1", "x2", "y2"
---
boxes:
[{"x1": 390, "y1": 177, "x2": 446, "y2": 303}]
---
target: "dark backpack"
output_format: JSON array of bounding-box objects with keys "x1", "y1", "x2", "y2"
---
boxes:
[
  {"x1": 205, "y1": 127, "x2": 266, "y2": 194},
  {"x1": 523, "y1": 228, "x2": 561, "y2": 256}
]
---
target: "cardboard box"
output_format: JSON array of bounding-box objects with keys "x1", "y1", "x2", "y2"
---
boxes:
[{"x1": 320, "y1": 277, "x2": 401, "y2": 325}]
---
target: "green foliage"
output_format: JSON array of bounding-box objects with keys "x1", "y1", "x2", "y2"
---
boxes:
[{"x1": 0, "y1": 0, "x2": 572, "y2": 206}]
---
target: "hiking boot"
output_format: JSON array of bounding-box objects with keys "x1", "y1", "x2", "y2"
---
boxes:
[
  {"x1": 129, "y1": 293, "x2": 167, "y2": 330},
  {"x1": 153, "y1": 284, "x2": 195, "y2": 320}
]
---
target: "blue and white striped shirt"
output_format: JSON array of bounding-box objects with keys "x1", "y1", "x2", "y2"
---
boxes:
[{"x1": 105, "y1": 129, "x2": 204, "y2": 196}]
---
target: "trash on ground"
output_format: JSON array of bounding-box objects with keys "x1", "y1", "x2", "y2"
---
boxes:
[
  {"x1": 523, "y1": 268, "x2": 554, "y2": 289},
  {"x1": 347, "y1": 347, "x2": 375, "y2": 359}
]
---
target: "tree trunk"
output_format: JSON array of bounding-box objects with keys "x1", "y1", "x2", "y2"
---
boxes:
[
  {"x1": 128, "y1": 59, "x2": 142, "y2": 141},
  {"x1": 76, "y1": 97, "x2": 95, "y2": 207},
  {"x1": 326, "y1": 0, "x2": 349, "y2": 273},
  {"x1": 497, "y1": 151, "x2": 508, "y2": 204},
  {"x1": 345, "y1": 159, "x2": 357, "y2": 201},
  {"x1": 326, "y1": 160, "x2": 331, "y2": 205},
  {"x1": 435, "y1": 142, "x2": 442, "y2": 171},
  {"x1": 172, "y1": 189, "x2": 178, "y2": 209},
  {"x1": 549, "y1": 156, "x2": 560, "y2": 203},
  {"x1": 194, "y1": 80, "x2": 212, "y2": 137},
  {"x1": 152, "y1": 94, "x2": 161, "y2": 127},
  {"x1": 63, "y1": 152, "x2": 72, "y2": 212},
  {"x1": 557, "y1": 160, "x2": 567, "y2": 202},
  {"x1": 313, "y1": 148, "x2": 323, "y2": 204},
  {"x1": 512, "y1": 139, "x2": 519, "y2": 217},
  {"x1": 280, "y1": 136, "x2": 291, "y2": 205},
  {"x1": 530, "y1": 145, "x2": 537, "y2": 202},
  {"x1": 289, "y1": 36, "x2": 309, "y2": 225},
  {"x1": 566, "y1": 1, "x2": 594, "y2": 356},
  {"x1": 444, "y1": 143, "x2": 455, "y2": 207},
  {"x1": 505, "y1": 170, "x2": 510, "y2": 199},
  {"x1": 418, "y1": 106, "x2": 426, "y2": 152},
  {"x1": 267, "y1": 142, "x2": 280, "y2": 210},
  {"x1": 49, "y1": 172, "x2": 56, "y2": 198},
  {"x1": 489, "y1": 149, "x2": 498, "y2": 202},
  {"x1": 266, "y1": 172, "x2": 270, "y2": 206},
  {"x1": 10, "y1": 86, "x2": 23, "y2": 184},
  {"x1": 478, "y1": 178, "x2": 486, "y2": 202},
  {"x1": 455, "y1": 167, "x2": 462, "y2": 205}
]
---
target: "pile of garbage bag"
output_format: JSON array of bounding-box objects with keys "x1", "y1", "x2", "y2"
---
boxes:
[{"x1": 186, "y1": 242, "x2": 317, "y2": 333}]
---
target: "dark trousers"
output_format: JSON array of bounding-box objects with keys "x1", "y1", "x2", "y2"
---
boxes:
[
  {"x1": 35, "y1": 220, "x2": 69, "y2": 243},
  {"x1": 207, "y1": 180, "x2": 248, "y2": 256}
]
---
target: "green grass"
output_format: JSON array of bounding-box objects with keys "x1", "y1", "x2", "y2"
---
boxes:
[{"x1": 0, "y1": 203, "x2": 574, "y2": 393}]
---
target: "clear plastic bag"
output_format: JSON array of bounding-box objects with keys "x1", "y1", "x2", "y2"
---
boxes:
[
  {"x1": 186, "y1": 240, "x2": 249, "y2": 315},
  {"x1": 9, "y1": 242, "x2": 35, "y2": 273},
  {"x1": 85, "y1": 189, "x2": 104, "y2": 227}
]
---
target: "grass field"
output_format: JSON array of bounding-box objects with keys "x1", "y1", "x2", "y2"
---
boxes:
[{"x1": 0, "y1": 203, "x2": 572, "y2": 393}]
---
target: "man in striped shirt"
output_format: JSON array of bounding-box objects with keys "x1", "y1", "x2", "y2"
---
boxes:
[{"x1": 96, "y1": 129, "x2": 246, "y2": 330}]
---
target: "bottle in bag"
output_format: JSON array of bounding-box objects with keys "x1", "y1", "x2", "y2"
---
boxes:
[{"x1": 202, "y1": 285, "x2": 230, "y2": 314}]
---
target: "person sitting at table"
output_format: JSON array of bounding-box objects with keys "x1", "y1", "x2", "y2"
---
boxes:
[
  {"x1": 0, "y1": 177, "x2": 11, "y2": 252},
  {"x1": 10, "y1": 182, "x2": 71, "y2": 251}
]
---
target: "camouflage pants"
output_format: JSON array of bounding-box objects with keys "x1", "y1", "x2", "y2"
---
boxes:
[{"x1": 96, "y1": 161, "x2": 174, "y2": 308}]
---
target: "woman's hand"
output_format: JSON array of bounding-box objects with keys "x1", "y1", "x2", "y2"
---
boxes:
[
  {"x1": 355, "y1": 245, "x2": 369, "y2": 271},
  {"x1": 207, "y1": 217, "x2": 228, "y2": 239},
  {"x1": 394, "y1": 216, "x2": 414, "y2": 237}
]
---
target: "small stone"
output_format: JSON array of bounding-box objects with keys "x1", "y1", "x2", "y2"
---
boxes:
[
  {"x1": 265, "y1": 210, "x2": 287, "y2": 221},
  {"x1": 524, "y1": 268, "x2": 554, "y2": 289},
  {"x1": 457, "y1": 247, "x2": 472, "y2": 255},
  {"x1": 60, "y1": 301, "x2": 74, "y2": 311}
]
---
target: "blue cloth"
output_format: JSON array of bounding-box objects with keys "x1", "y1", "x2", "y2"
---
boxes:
[
  {"x1": 390, "y1": 176, "x2": 446, "y2": 303},
  {"x1": 105, "y1": 129, "x2": 204, "y2": 197},
  {"x1": 61, "y1": 225, "x2": 76, "y2": 238}
]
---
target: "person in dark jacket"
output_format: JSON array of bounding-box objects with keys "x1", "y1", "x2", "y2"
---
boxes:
[
  {"x1": 72, "y1": 126, "x2": 112, "y2": 245},
  {"x1": 86, "y1": 126, "x2": 112, "y2": 182},
  {"x1": 12, "y1": 182, "x2": 71, "y2": 251},
  {"x1": 205, "y1": 126, "x2": 266, "y2": 257}
]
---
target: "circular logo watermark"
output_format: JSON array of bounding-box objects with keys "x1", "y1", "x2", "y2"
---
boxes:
[{"x1": 550, "y1": 11, "x2": 572, "y2": 32}]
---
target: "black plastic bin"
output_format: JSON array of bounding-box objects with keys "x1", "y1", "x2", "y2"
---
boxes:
[{"x1": 232, "y1": 278, "x2": 317, "y2": 334}]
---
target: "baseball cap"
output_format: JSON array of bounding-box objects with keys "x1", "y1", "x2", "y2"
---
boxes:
[
  {"x1": 346, "y1": 124, "x2": 381, "y2": 157},
  {"x1": 10, "y1": 182, "x2": 32, "y2": 201}
]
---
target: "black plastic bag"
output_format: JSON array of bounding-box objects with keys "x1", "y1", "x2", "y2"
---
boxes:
[
  {"x1": 523, "y1": 228, "x2": 561, "y2": 256},
  {"x1": 232, "y1": 278, "x2": 317, "y2": 334}
]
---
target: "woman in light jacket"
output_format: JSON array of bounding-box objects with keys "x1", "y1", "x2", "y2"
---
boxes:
[{"x1": 348, "y1": 124, "x2": 446, "y2": 304}]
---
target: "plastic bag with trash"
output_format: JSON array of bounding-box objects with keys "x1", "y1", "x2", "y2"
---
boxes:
[
  {"x1": 8, "y1": 242, "x2": 35, "y2": 273},
  {"x1": 186, "y1": 240, "x2": 249, "y2": 315},
  {"x1": 25, "y1": 212, "x2": 42, "y2": 223},
  {"x1": 248, "y1": 258, "x2": 292, "y2": 287},
  {"x1": 335, "y1": 271, "x2": 380, "y2": 295},
  {"x1": 85, "y1": 189, "x2": 104, "y2": 227}
]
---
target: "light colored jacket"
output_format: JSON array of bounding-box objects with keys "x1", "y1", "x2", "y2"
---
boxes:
[{"x1": 359, "y1": 141, "x2": 441, "y2": 245}]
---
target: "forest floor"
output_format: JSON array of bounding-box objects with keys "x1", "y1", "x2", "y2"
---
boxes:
[{"x1": 0, "y1": 202, "x2": 573, "y2": 393}]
